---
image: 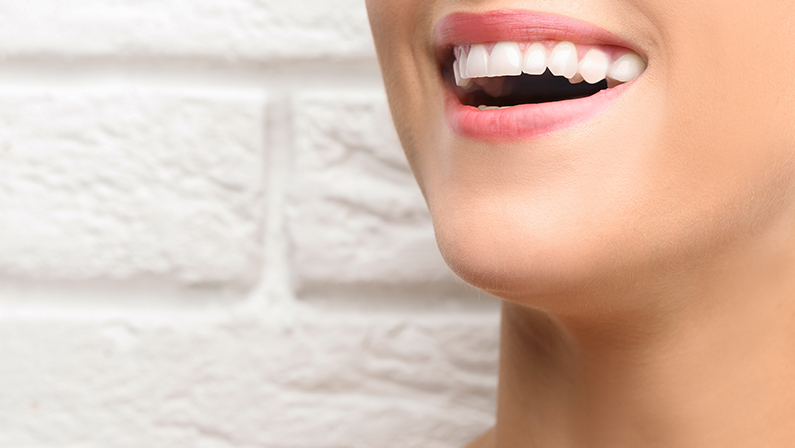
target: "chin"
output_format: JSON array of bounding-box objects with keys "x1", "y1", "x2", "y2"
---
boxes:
[{"x1": 430, "y1": 194, "x2": 637, "y2": 306}]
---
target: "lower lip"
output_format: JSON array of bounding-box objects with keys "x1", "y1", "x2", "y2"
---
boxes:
[{"x1": 445, "y1": 83, "x2": 628, "y2": 141}]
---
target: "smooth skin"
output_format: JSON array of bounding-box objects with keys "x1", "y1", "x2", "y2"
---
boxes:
[{"x1": 366, "y1": 0, "x2": 795, "y2": 447}]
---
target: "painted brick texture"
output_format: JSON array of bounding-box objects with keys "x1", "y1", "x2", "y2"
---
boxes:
[
  {"x1": 0, "y1": 88, "x2": 266, "y2": 283},
  {"x1": 0, "y1": 1, "x2": 500, "y2": 447}
]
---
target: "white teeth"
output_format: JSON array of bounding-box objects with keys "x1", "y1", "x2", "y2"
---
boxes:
[
  {"x1": 453, "y1": 41, "x2": 646, "y2": 89},
  {"x1": 522, "y1": 42, "x2": 547, "y2": 75},
  {"x1": 458, "y1": 48, "x2": 469, "y2": 79},
  {"x1": 466, "y1": 44, "x2": 489, "y2": 78},
  {"x1": 547, "y1": 41, "x2": 579, "y2": 79},
  {"x1": 488, "y1": 42, "x2": 522, "y2": 77},
  {"x1": 608, "y1": 52, "x2": 645, "y2": 83},
  {"x1": 453, "y1": 60, "x2": 472, "y2": 88},
  {"x1": 579, "y1": 48, "x2": 611, "y2": 84}
]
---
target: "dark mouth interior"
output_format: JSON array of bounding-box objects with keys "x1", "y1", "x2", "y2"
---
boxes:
[{"x1": 449, "y1": 69, "x2": 609, "y2": 108}]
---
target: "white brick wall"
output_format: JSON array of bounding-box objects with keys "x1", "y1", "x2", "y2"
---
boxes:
[
  {"x1": 0, "y1": 2, "x2": 500, "y2": 447},
  {"x1": 0, "y1": 88, "x2": 265, "y2": 283}
]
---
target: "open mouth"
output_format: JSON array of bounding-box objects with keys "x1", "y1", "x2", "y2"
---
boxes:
[
  {"x1": 445, "y1": 42, "x2": 645, "y2": 110},
  {"x1": 434, "y1": 10, "x2": 648, "y2": 139}
]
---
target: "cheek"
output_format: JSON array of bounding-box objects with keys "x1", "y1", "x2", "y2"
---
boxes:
[
  {"x1": 366, "y1": 0, "x2": 444, "y2": 180},
  {"x1": 645, "y1": 0, "x2": 795, "y2": 154},
  {"x1": 651, "y1": 0, "x2": 795, "y2": 230}
]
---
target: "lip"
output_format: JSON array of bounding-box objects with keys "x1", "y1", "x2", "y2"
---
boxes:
[{"x1": 434, "y1": 10, "x2": 643, "y2": 141}]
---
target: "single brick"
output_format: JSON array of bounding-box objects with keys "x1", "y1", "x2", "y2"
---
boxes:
[{"x1": 0, "y1": 87, "x2": 266, "y2": 284}]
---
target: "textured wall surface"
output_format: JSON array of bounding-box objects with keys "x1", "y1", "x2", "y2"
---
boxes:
[{"x1": 0, "y1": 2, "x2": 501, "y2": 447}]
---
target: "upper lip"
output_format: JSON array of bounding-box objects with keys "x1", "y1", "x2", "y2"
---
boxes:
[{"x1": 433, "y1": 9, "x2": 643, "y2": 64}]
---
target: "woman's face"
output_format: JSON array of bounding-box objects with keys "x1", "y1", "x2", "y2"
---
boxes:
[{"x1": 366, "y1": 0, "x2": 795, "y2": 305}]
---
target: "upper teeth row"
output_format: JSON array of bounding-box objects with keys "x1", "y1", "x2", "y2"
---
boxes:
[{"x1": 454, "y1": 41, "x2": 646, "y2": 87}]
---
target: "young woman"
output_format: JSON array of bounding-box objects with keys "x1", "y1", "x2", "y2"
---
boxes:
[{"x1": 365, "y1": 1, "x2": 795, "y2": 447}]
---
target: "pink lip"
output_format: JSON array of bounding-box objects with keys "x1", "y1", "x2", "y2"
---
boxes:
[{"x1": 435, "y1": 10, "x2": 640, "y2": 141}]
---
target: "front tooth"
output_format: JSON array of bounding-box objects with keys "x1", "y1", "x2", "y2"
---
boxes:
[
  {"x1": 548, "y1": 42, "x2": 579, "y2": 79},
  {"x1": 488, "y1": 42, "x2": 522, "y2": 77},
  {"x1": 523, "y1": 42, "x2": 547, "y2": 75},
  {"x1": 608, "y1": 53, "x2": 645, "y2": 83},
  {"x1": 578, "y1": 48, "x2": 611, "y2": 84},
  {"x1": 466, "y1": 44, "x2": 489, "y2": 78}
]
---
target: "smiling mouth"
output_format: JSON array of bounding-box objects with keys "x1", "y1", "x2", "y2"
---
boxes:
[
  {"x1": 434, "y1": 10, "x2": 647, "y2": 139},
  {"x1": 445, "y1": 41, "x2": 646, "y2": 109}
]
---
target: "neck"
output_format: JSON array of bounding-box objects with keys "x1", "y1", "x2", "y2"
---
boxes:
[{"x1": 489, "y1": 221, "x2": 795, "y2": 448}]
